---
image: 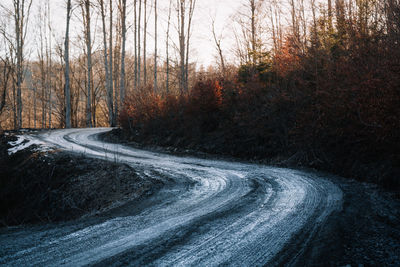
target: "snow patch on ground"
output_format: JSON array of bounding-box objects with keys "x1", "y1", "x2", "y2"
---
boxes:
[
  {"x1": 8, "y1": 135, "x2": 53, "y2": 155},
  {"x1": 8, "y1": 135, "x2": 25, "y2": 147}
]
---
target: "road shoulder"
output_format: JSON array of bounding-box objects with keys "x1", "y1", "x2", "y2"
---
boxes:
[{"x1": 299, "y1": 176, "x2": 400, "y2": 266}]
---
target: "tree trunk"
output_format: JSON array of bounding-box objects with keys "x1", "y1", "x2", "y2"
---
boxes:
[
  {"x1": 211, "y1": 17, "x2": 225, "y2": 75},
  {"x1": 154, "y1": 0, "x2": 157, "y2": 93},
  {"x1": 16, "y1": 1, "x2": 22, "y2": 129},
  {"x1": 328, "y1": 0, "x2": 333, "y2": 31},
  {"x1": 120, "y1": 0, "x2": 126, "y2": 107},
  {"x1": 185, "y1": 0, "x2": 196, "y2": 91},
  {"x1": 12, "y1": 82, "x2": 17, "y2": 129},
  {"x1": 109, "y1": 0, "x2": 115, "y2": 126},
  {"x1": 33, "y1": 83, "x2": 36, "y2": 128},
  {"x1": 250, "y1": 0, "x2": 256, "y2": 64},
  {"x1": 269, "y1": 3, "x2": 277, "y2": 54},
  {"x1": 91, "y1": 51, "x2": 96, "y2": 127},
  {"x1": 138, "y1": 0, "x2": 142, "y2": 87},
  {"x1": 85, "y1": 0, "x2": 92, "y2": 127},
  {"x1": 38, "y1": 17, "x2": 46, "y2": 129},
  {"x1": 113, "y1": 15, "x2": 121, "y2": 124},
  {"x1": 100, "y1": 0, "x2": 113, "y2": 126},
  {"x1": 134, "y1": 0, "x2": 138, "y2": 90},
  {"x1": 41, "y1": 53, "x2": 46, "y2": 128},
  {"x1": 166, "y1": 0, "x2": 171, "y2": 94},
  {"x1": 64, "y1": 0, "x2": 72, "y2": 128},
  {"x1": 47, "y1": 1, "x2": 52, "y2": 129},
  {"x1": 179, "y1": 0, "x2": 185, "y2": 94},
  {"x1": 48, "y1": 79, "x2": 52, "y2": 128},
  {"x1": 0, "y1": 60, "x2": 11, "y2": 121},
  {"x1": 290, "y1": 0, "x2": 298, "y2": 45},
  {"x1": 177, "y1": 0, "x2": 195, "y2": 93},
  {"x1": 13, "y1": 0, "x2": 28, "y2": 129},
  {"x1": 143, "y1": 0, "x2": 147, "y2": 85}
]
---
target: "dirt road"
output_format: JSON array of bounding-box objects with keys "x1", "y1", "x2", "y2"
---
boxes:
[{"x1": 0, "y1": 128, "x2": 343, "y2": 266}]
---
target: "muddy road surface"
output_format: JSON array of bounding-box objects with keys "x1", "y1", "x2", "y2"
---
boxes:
[{"x1": 0, "y1": 128, "x2": 342, "y2": 266}]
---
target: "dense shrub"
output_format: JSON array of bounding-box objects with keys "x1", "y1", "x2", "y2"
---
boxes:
[{"x1": 119, "y1": 18, "x2": 400, "y2": 190}]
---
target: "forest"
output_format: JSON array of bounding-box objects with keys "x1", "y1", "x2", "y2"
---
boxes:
[{"x1": 0, "y1": 0, "x2": 399, "y2": 189}]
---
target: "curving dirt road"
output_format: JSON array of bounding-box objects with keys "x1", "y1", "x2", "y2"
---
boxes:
[{"x1": 0, "y1": 128, "x2": 343, "y2": 266}]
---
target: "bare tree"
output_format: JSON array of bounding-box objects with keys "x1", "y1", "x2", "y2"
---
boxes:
[
  {"x1": 178, "y1": 0, "x2": 185, "y2": 93},
  {"x1": 2, "y1": 0, "x2": 33, "y2": 129},
  {"x1": 154, "y1": 0, "x2": 157, "y2": 92},
  {"x1": 113, "y1": 10, "x2": 121, "y2": 125},
  {"x1": 0, "y1": 12, "x2": 17, "y2": 129},
  {"x1": 310, "y1": 0, "x2": 318, "y2": 46},
  {"x1": 267, "y1": 4, "x2": 275, "y2": 55},
  {"x1": 99, "y1": 0, "x2": 113, "y2": 126},
  {"x1": 134, "y1": 0, "x2": 138, "y2": 89},
  {"x1": 165, "y1": 0, "x2": 172, "y2": 94},
  {"x1": 46, "y1": 0, "x2": 52, "y2": 128},
  {"x1": 0, "y1": 56, "x2": 12, "y2": 129},
  {"x1": 138, "y1": 0, "x2": 142, "y2": 87},
  {"x1": 83, "y1": 0, "x2": 92, "y2": 127},
  {"x1": 17, "y1": 0, "x2": 32, "y2": 129},
  {"x1": 143, "y1": 0, "x2": 147, "y2": 85},
  {"x1": 54, "y1": 41, "x2": 68, "y2": 128},
  {"x1": 39, "y1": 31, "x2": 46, "y2": 128},
  {"x1": 185, "y1": 0, "x2": 196, "y2": 90},
  {"x1": 119, "y1": 0, "x2": 127, "y2": 106},
  {"x1": 176, "y1": 0, "x2": 196, "y2": 93},
  {"x1": 328, "y1": 0, "x2": 333, "y2": 31},
  {"x1": 250, "y1": 0, "x2": 256, "y2": 64},
  {"x1": 211, "y1": 16, "x2": 226, "y2": 75},
  {"x1": 109, "y1": 0, "x2": 115, "y2": 126},
  {"x1": 64, "y1": 0, "x2": 72, "y2": 128},
  {"x1": 290, "y1": 0, "x2": 299, "y2": 46},
  {"x1": 33, "y1": 69, "x2": 36, "y2": 128},
  {"x1": 36, "y1": 3, "x2": 47, "y2": 128},
  {"x1": 233, "y1": 0, "x2": 265, "y2": 65}
]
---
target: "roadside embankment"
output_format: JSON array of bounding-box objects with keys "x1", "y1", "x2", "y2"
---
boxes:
[{"x1": 0, "y1": 131, "x2": 161, "y2": 226}]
